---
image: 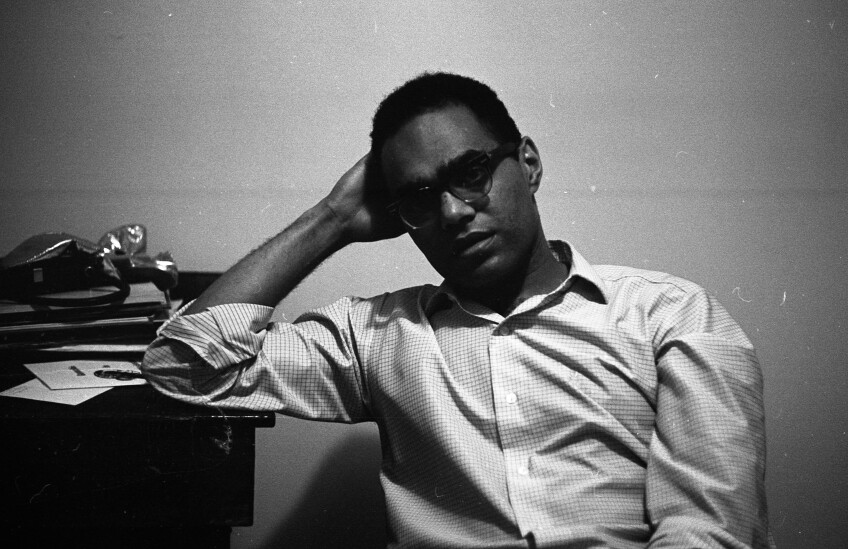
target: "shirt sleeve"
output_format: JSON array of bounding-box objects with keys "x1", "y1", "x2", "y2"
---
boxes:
[
  {"x1": 645, "y1": 285, "x2": 775, "y2": 548},
  {"x1": 141, "y1": 298, "x2": 371, "y2": 422}
]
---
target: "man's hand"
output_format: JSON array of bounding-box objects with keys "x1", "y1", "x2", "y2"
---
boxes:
[{"x1": 320, "y1": 153, "x2": 405, "y2": 245}]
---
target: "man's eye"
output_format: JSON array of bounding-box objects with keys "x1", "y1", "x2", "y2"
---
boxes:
[
  {"x1": 406, "y1": 187, "x2": 440, "y2": 207},
  {"x1": 457, "y1": 164, "x2": 488, "y2": 189}
]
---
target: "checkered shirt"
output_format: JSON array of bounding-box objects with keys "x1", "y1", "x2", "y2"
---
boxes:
[{"x1": 142, "y1": 241, "x2": 773, "y2": 548}]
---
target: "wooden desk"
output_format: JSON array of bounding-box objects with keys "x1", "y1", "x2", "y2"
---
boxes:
[{"x1": 0, "y1": 351, "x2": 275, "y2": 549}]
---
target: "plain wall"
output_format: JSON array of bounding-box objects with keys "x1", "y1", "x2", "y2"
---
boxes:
[{"x1": 2, "y1": 2, "x2": 846, "y2": 547}]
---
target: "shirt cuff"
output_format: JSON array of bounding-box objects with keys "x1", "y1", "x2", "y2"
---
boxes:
[{"x1": 158, "y1": 301, "x2": 276, "y2": 369}]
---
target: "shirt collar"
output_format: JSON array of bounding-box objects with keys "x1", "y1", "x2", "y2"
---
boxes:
[
  {"x1": 549, "y1": 240, "x2": 608, "y2": 303},
  {"x1": 423, "y1": 240, "x2": 608, "y2": 315}
]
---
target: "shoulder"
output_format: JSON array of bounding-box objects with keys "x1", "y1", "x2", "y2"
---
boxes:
[
  {"x1": 344, "y1": 285, "x2": 440, "y2": 361},
  {"x1": 593, "y1": 265, "x2": 719, "y2": 330},
  {"x1": 291, "y1": 285, "x2": 436, "y2": 328},
  {"x1": 290, "y1": 285, "x2": 438, "y2": 352},
  {"x1": 594, "y1": 264, "x2": 707, "y2": 302},
  {"x1": 594, "y1": 265, "x2": 752, "y2": 347},
  {"x1": 345, "y1": 284, "x2": 440, "y2": 322},
  {"x1": 553, "y1": 241, "x2": 706, "y2": 305}
]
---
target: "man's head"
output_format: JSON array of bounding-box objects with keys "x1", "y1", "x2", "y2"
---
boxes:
[
  {"x1": 369, "y1": 72, "x2": 522, "y2": 184},
  {"x1": 369, "y1": 73, "x2": 554, "y2": 302}
]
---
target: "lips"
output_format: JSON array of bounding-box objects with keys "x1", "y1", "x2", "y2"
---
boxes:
[{"x1": 451, "y1": 232, "x2": 493, "y2": 257}]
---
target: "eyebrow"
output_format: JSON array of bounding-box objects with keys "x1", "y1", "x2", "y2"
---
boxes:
[{"x1": 399, "y1": 148, "x2": 485, "y2": 193}]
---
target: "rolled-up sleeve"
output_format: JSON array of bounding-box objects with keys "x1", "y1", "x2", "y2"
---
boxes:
[
  {"x1": 142, "y1": 298, "x2": 371, "y2": 421},
  {"x1": 645, "y1": 288, "x2": 774, "y2": 548}
]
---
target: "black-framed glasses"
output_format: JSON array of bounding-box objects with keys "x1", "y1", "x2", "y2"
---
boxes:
[{"x1": 387, "y1": 142, "x2": 519, "y2": 230}]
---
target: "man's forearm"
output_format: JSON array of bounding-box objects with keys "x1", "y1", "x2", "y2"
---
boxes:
[
  {"x1": 182, "y1": 151, "x2": 400, "y2": 315},
  {"x1": 184, "y1": 201, "x2": 347, "y2": 315}
]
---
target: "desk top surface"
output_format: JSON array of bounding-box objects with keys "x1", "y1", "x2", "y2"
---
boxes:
[{"x1": 0, "y1": 350, "x2": 275, "y2": 426}]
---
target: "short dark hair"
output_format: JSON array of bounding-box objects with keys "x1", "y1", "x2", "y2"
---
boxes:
[{"x1": 368, "y1": 72, "x2": 521, "y2": 190}]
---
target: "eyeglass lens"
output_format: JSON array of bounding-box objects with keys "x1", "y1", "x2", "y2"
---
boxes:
[{"x1": 399, "y1": 156, "x2": 493, "y2": 227}]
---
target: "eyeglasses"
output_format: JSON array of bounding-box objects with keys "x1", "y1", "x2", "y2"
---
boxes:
[{"x1": 387, "y1": 142, "x2": 519, "y2": 230}]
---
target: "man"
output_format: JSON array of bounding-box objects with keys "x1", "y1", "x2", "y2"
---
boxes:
[{"x1": 142, "y1": 72, "x2": 773, "y2": 548}]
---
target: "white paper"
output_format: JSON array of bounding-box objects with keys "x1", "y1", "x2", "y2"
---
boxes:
[
  {"x1": 0, "y1": 378, "x2": 111, "y2": 405},
  {"x1": 25, "y1": 359, "x2": 147, "y2": 390}
]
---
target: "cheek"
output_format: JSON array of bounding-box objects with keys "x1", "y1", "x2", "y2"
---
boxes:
[
  {"x1": 490, "y1": 181, "x2": 537, "y2": 227},
  {"x1": 409, "y1": 230, "x2": 447, "y2": 259}
]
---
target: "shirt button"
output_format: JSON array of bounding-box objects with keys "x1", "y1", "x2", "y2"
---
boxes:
[
  {"x1": 517, "y1": 464, "x2": 530, "y2": 476},
  {"x1": 497, "y1": 325, "x2": 511, "y2": 336},
  {"x1": 505, "y1": 392, "x2": 518, "y2": 404}
]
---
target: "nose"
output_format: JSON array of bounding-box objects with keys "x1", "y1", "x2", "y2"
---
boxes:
[{"x1": 439, "y1": 190, "x2": 476, "y2": 229}]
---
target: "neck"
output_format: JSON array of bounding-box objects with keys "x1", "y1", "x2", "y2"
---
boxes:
[{"x1": 457, "y1": 237, "x2": 570, "y2": 316}]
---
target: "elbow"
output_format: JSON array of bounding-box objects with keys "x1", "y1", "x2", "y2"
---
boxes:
[{"x1": 141, "y1": 337, "x2": 218, "y2": 401}]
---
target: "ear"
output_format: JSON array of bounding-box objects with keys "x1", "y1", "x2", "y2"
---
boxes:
[{"x1": 518, "y1": 137, "x2": 543, "y2": 194}]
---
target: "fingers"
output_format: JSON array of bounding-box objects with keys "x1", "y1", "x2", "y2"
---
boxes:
[{"x1": 321, "y1": 152, "x2": 403, "y2": 243}]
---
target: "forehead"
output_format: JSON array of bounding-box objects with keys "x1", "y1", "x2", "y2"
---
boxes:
[{"x1": 380, "y1": 105, "x2": 498, "y2": 193}]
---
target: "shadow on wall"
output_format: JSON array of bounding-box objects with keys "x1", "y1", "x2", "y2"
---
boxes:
[{"x1": 260, "y1": 431, "x2": 387, "y2": 549}]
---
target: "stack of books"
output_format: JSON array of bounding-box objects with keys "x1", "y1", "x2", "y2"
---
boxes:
[{"x1": 0, "y1": 282, "x2": 172, "y2": 352}]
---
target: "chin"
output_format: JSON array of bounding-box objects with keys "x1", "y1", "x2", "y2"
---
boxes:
[{"x1": 444, "y1": 256, "x2": 515, "y2": 293}]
